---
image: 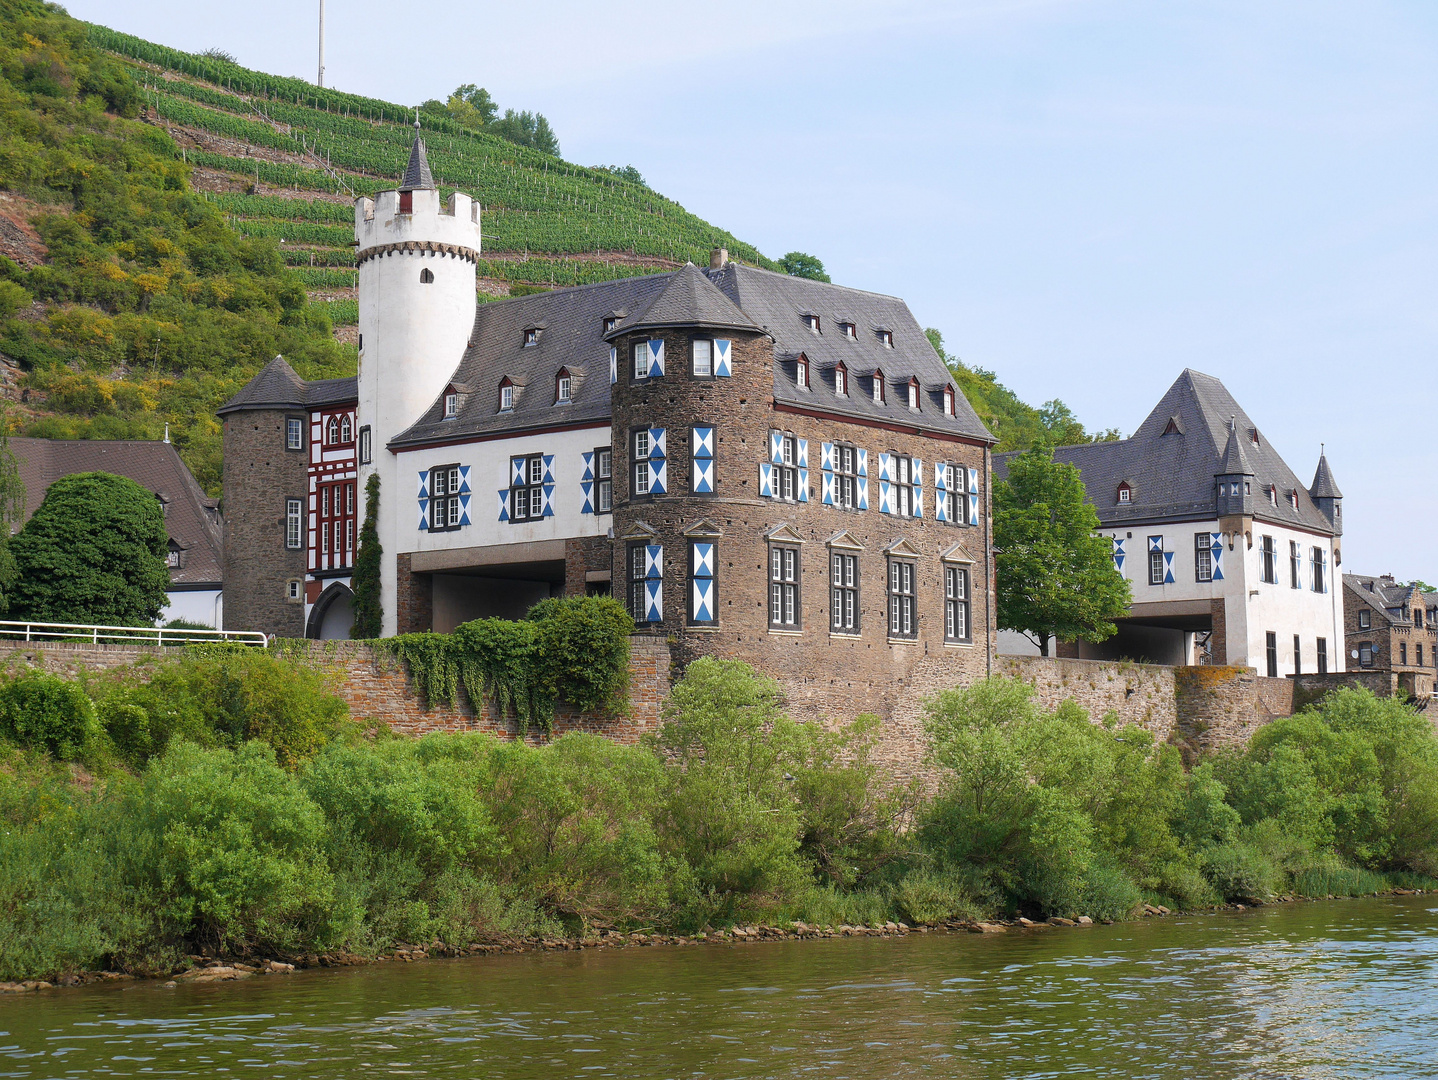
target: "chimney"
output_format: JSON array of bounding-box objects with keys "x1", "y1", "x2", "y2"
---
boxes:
[{"x1": 709, "y1": 247, "x2": 728, "y2": 270}]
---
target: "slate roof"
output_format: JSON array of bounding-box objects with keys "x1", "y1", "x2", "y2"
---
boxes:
[
  {"x1": 400, "y1": 127, "x2": 435, "y2": 192},
  {"x1": 390, "y1": 263, "x2": 994, "y2": 448},
  {"x1": 1311, "y1": 452, "x2": 1342, "y2": 499},
  {"x1": 1344, "y1": 574, "x2": 1427, "y2": 626},
  {"x1": 8, "y1": 437, "x2": 223, "y2": 587},
  {"x1": 994, "y1": 369, "x2": 1337, "y2": 535},
  {"x1": 216, "y1": 356, "x2": 357, "y2": 415}
]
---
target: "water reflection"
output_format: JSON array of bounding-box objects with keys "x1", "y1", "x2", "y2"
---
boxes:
[{"x1": 1, "y1": 896, "x2": 1434, "y2": 1079}]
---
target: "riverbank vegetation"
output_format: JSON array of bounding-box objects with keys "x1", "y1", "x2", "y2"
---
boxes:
[{"x1": 2, "y1": 649, "x2": 1436, "y2": 981}]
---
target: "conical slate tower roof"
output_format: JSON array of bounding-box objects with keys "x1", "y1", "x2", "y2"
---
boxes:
[
  {"x1": 1218, "y1": 418, "x2": 1253, "y2": 475},
  {"x1": 605, "y1": 263, "x2": 763, "y2": 339},
  {"x1": 399, "y1": 122, "x2": 435, "y2": 192},
  {"x1": 1310, "y1": 450, "x2": 1342, "y2": 498},
  {"x1": 216, "y1": 355, "x2": 306, "y2": 414}
]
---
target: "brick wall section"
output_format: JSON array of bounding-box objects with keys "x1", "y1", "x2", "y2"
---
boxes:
[
  {"x1": 221, "y1": 410, "x2": 308, "y2": 636},
  {"x1": 1210, "y1": 597, "x2": 1228, "y2": 665},
  {"x1": 281, "y1": 635, "x2": 671, "y2": 744},
  {"x1": 394, "y1": 552, "x2": 432, "y2": 635},
  {"x1": 1171, "y1": 666, "x2": 1293, "y2": 761},
  {"x1": 564, "y1": 535, "x2": 612, "y2": 597},
  {"x1": 1, "y1": 641, "x2": 189, "y2": 676}
]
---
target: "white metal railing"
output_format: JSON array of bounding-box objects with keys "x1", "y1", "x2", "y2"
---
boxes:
[{"x1": 0, "y1": 620, "x2": 268, "y2": 648}]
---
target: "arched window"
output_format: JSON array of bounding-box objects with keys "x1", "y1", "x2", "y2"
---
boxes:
[
  {"x1": 340, "y1": 415, "x2": 352, "y2": 443},
  {"x1": 326, "y1": 416, "x2": 339, "y2": 445},
  {"x1": 420, "y1": 267, "x2": 434, "y2": 284}
]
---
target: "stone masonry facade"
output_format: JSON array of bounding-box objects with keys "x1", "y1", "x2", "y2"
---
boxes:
[{"x1": 220, "y1": 408, "x2": 308, "y2": 636}]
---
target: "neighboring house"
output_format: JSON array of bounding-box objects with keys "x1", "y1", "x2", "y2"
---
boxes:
[
  {"x1": 1343, "y1": 574, "x2": 1436, "y2": 702},
  {"x1": 8, "y1": 437, "x2": 224, "y2": 627},
  {"x1": 219, "y1": 131, "x2": 999, "y2": 719},
  {"x1": 995, "y1": 370, "x2": 1344, "y2": 675}
]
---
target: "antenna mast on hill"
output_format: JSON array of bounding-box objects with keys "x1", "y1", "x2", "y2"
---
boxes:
[{"x1": 317, "y1": 0, "x2": 326, "y2": 87}]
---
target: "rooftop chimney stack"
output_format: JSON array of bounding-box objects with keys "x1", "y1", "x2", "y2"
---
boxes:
[{"x1": 709, "y1": 247, "x2": 728, "y2": 270}]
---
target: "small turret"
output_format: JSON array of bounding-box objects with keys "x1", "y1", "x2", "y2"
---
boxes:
[
  {"x1": 1215, "y1": 416, "x2": 1254, "y2": 549},
  {"x1": 1310, "y1": 444, "x2": 1342, "y2": 564}
]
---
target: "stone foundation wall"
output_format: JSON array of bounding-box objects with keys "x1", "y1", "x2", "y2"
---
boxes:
[
  {"x1": 0, "y1": 641, "x2": 188, "y2": 676},
  {"x1": 1292, "y1": 669, "x2": 1398, "y2": 710},
  {"x1": 996, "y1": 656, "x2": 1179, "y2": 739}
]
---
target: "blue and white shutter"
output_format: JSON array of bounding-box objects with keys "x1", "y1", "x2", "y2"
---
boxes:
[
  {"x1": 1210, "y1": 533, "x2": 1223, "y2": 580},
  {"x1": 644, "y1": 545, "x2": 664, "y2": 622},
  {"x1": 967, "y1": 467, "x2": 980, "y2": 526},
  {"x1": 934, "y1": 462, "x2": 949, "y2": 522},
  {"x1": 648, "y1": 427, "x2": 667, "y2": 494},
  {"x1": 647, "y1": 339, "x2": 665, "y2": 377},
  {"x1": 758, "y1": 462, "x2": 774, "y2": 498},
  {"x1": 692, "y1": 426, "x2": 715, "y2": 494},
  {"x1": 691, "y1": 542, "x2": 716, "y2": 623},
  {"x1": 821, "y1": 442, "x2": 836, "y2": 506},
  {"x1": 541, "y1": 455, "x2": 555, "y2": 517},
  {"x1": 913, "y1": 457, "x2": 923, "y2": 518},
  {"x1": 856, "y1": 447, "x2": 869, "y2": 510},
  {"x1": 609, "y1": 346, "x2": 618, "y2": 386},
  {"x1": 417, "y1": 469, "x2": 430, "y2": 530},
  {"x1": 797, "y1": 438, "x2": 809, "y2": 503},
  {"x1": 458, "y1": 465, "x2": 472, "y2": 526},
  {"x1": 581, "y1": 451, "x2": 595, "y2": 514},
  {"x1": 769, "y1": 430, "x2": 784, "y2": 466},
  {"x1": 877, "y1": 453, "x2": 893, "y2": 515},
  {"x1": 1112, "y1": 536, "x2": 1126, "y2": 573},
  {"x1": 714, "y1": 339, "x2": 732, "y2": 377}
]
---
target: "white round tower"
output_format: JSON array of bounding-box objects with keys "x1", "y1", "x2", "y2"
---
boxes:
[{"x1": 354, "y1": 126, "x2": 481, "y2": 634}]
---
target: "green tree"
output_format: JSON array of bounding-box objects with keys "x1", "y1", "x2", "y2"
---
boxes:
[
  {"x1": 444, "y1": 84, "x2": 498, "y2": 128},
  {"x1": 779, "y1": 252, "x2": 830, "y2": 282},
  {"x1": 9, "y1": 472, "x2": 170, "y2": 625},
  {"x1": 490, "y1": 109, "x2": 560, "y2": 156},
  {"x1": 595, "y1": 164, "x2": 647, "y2": 187},
  {"x1": 351, "y1": 474, "x2": 382, "y2": 638},
  {"x1": 994, "y1": 447, "x2": 1130, "y2": 655}
]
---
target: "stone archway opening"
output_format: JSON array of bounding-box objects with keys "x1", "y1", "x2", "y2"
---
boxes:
[{"x1": 306, "y1": 581, "x2": 356, "y2": 640}]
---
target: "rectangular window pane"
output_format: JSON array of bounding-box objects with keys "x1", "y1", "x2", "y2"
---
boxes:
[
  {"x1": 635, "y1": 461, "x2": 650, "y2": 495},
  {"x1": 692, "y1": 339, "x2": 712, "y2": 376},
  {"x1": 598, "y1": 479, "x2": 612, "y2": 513}
]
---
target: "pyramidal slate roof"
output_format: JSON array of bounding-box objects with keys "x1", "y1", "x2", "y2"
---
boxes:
[
  {"x1": 400, "y1": 125, "x2": 435, "y2": 192},
  {"x1": 605, "y1": 263, "x2": 762, "y2": 338},
  {"x1": 994, "y1": 369, "x2": 1337, "y2": 535},
  {"x1": 1310, "y1": 451, "x2": 1342, "y2": 499},
  {"x1": 217, "y1": 356, "x2": 357, "y2": 414}
]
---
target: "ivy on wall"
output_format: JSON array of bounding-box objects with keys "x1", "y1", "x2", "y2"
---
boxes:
[
  {"x1": 381, "y1": 596, "x2": 634, "y2": 735},
  {"x1": 350, "y1": 475, "x2": 383, "y2": 639}
]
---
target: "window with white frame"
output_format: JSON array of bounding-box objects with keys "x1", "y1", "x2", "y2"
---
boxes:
[
  {"x1": 840, "y1": 321, "x2": 856, "y2": 340},
  {"x1": 796, "y1": 356, "x2": 809, "y2": 389},
  {"x1": 872, "y1": 371, "x2": 884, "y2": 404},
  {"x1": 777, "y1": 434, "x2": 798, "y2": 501},
  {"x1": 1311, "y1": 546, "x2": 1326, "y2": 593},
  {"x1": 1358, "y1": 609, "x2": 1371, "y2": 629},
  {"x1": 627, "y1": 543, "x2": 650, "y2": 624},
  {"x1": 595, "y1": 447, "x2": 613, "y2": 513},
  {"x1": 633, "y1": 341, "x2": 651, "y2": 380},
  {"x1": 943, "y1": 386, "x2": 956, "y2": 416},
  {"x1": 340, "y1": 415, "x2": 352, "y2": 443},
  {"x1": 499, "y1": 382, "x2": 514, "y2": 411},
  {"x1": 633, "y1": 430, "x2": 651, "y2": 496},
  {"x1": 943, "y1": 468, "x2": 962, "y2": 524},
  {"x1": 1290, "y1": 540, "x2": 1301, "y2": 589},
  {"x1": 804, "y1": 314, "x2": 821, "y2": 334},
  {"x1": 888, "y1": 558, "x2": 916, "y2": 638},
  {"x1": 444, "y1": 392, "x2": 459, "y2": 418},
  {"x1": 286, "y1": 417, "x2": 303, "y2": 451},
  {"x1": 285, "y1": 497, "x2": 303, "y2": 549},
  {"x1": 431, "y1": 464, "x2": 463, "y2": 531},
  {"x1": 1260, "y1": 535, "x2": 1277, "y2": 584},
  {"x1": 944, "y1": 564, "x2": 970, "y2": 643},
  {"x1": 835, "y1": 364, "x2": 848, "y2": 396},
  {"x1": 556, "y1": 371, "x2": 571, "y2": 404},
  {"x1": 358, "y1": 425, "x2": 371, "y2": 464},
  {"x1": 835, "y1": 442, "x2": 857, "y2": 510},
  {"x1": 1195, "y1": 532, "x2": 1212, "y2": 583},
  {"x1": 508, "y1": 455, "x2": 545, "y2": 523},
  {"x1": 523, "y1": 328, "x2": 539, "y2": 347},
  {"x1": 830, "y1": 551, "x2": 858, "y2": 633},
  {"x1": 879, "y1": 329, "x2": 893, "y2": 348},
  {"x1": 907, "y1": 381, "x2": 920, "y2": 410},
  {"x1": 769, "y1": 544, "x2": 801, "y2": 629},
  {"x1": 892, "y1": 454, "x2": 916, "y2": 517},
  {"x1": 691, "y1": 338, "x2": 712, "y2": 377},
  {"x1": 1149, "y1": 536, "x2": 1166, "y2": 586}
]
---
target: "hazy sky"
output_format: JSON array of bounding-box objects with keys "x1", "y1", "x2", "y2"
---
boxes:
[{"x1": 75, "y1": 0, "x2": 1436, "y2": 581}]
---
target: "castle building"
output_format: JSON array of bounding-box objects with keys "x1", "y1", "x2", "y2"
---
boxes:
[
  {"x1": 1343, "y1": 574, "x2": 1436, "y2": 702},
  {"x1": 219, "y1": 132, "x2": 1000, "y2": 707},
  {"x1": 996, "y1": 370, "x2": 1345, "y2": 675}
]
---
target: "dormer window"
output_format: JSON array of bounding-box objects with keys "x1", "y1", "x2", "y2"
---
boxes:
[
  {"x1": 499, "y1": 379, "x2": 514, "y2": 412},
  {"x1": 879, "y1": 330, "x2": 894, "y2": 348},
  {"x1": 872, "y1": 370, "x2": 885, "y2": 404},
  {"x1": 943, "y1": 386, "x2": 956, "y2": 417},
  {"x1": 556, "y1": 369, "x2": 572, "y2": 404},
  {"x1": 603, "y1": 317, "x2": 617, "y2": 334},
  {"x1": 1250, "y1": 428, "x2": 1260, "y2": 448},
  {"x1": 1289, "y1": 490, "x2": 1299, "y2": 510},
  {"x1": 1117, "y1": 482, "x2": 1132, "y2": 504},
  {"x1": 835, "y1": 363, "x2": 848, "y2": 396},
  {"x1": 796, "y1": 356, "x2": 809, "y2": 389},
  {"x1": 523, "y1": 328, "x2": 540, "y2": 347},
  {"x1": 804, "y1": 314, "x2": 821, "y2": 334},
  {"x1": 840, "y1": 322, "x2": 856, "y2": 340},
  {"x1": 444, "y1": 392, "x2": 459, "y2": 418},
  {"x1": 1268, "y1": 485, "x2": 1278, "y2": 506},
  {"x1": 907, "y1": 379, "x2": 920, "y2": 410}
]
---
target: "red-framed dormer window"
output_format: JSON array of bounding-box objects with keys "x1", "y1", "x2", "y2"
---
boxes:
[
  {"x1": 872, "y1": 369, "x2": 885, "y2": 404},
  {"x1": 943, "y1": 385, "x2": 956, "y2": 417},
  {"x1": 556, "y1": 368, "x2": 572, "y2": 404},
  {"x1": 498, "y1": 377, "x2": 514, "y2": 413},
  {"x1": 835, "y1": 362, "x2": 848, "y2": 397},
  {"x1": 1117, "y1": 482, "x2": 1132, "y2": 504}
]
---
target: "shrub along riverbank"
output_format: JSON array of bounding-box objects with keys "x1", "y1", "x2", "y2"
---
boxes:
[{"x1": 2, "y1": 631, "x2": 1437, "y2": 982}]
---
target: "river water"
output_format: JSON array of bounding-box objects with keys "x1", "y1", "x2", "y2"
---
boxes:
[{"x1": 2, "y1": 895, "x2": 1436, "y2": 1079}]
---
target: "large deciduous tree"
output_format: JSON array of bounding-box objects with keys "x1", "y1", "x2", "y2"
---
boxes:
[
  {"x1": 994, "y1": 447, "x2": 1130, "y2": 656},
  {"x1": 779, "y1": 251, "x2": 830, "y2": 282},
  {"x1": 9, "y1": 471, "x2": 170, "y2": 626}
]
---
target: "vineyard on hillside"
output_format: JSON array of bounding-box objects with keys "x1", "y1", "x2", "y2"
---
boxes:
[{"x1": 90, "y1": 22, "x2": 775, "y2": 326}]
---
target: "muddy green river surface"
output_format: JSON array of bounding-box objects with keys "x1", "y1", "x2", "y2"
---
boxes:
[{"x1": 2, "y1": 895, "x2": 1436, "y2": 1079}]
